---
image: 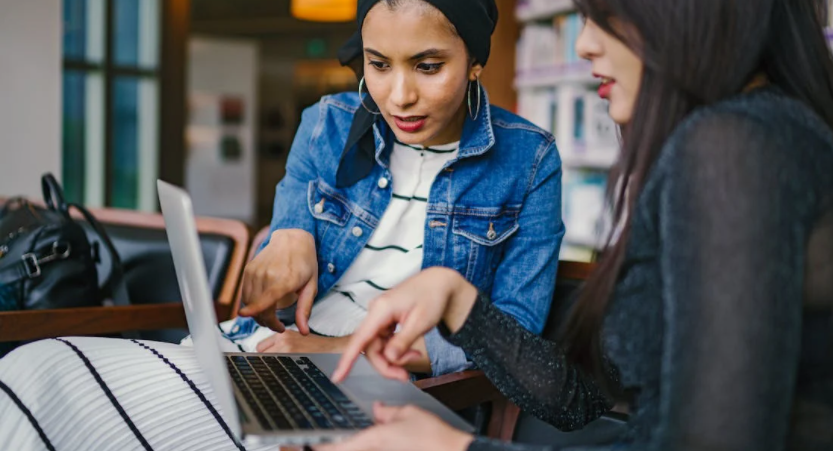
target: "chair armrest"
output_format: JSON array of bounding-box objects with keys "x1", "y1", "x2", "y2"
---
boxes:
[
  {"x1": 415, "y1": 371, "x2": 522, "y2": 440},
  {"x1": 414, "y1": 370, "x2": 503, "y2": 411},
  {"x1": 0, "y1": 303, "x2": 232, "y2": 342}
]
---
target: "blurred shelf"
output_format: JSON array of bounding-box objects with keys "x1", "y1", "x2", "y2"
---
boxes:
[
  {"x1": 561, "y1": 148, "x2": 618, "y2": 170},
  {"x1": 515, "y1": 62, "x2": 595, "y2": 88},
  {"x1": 516, "y1": 0, "x2": 575, "y2": 23}
]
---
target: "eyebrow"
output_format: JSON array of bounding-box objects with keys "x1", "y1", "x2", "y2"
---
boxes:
[{"x1": 364, "y1": 47, "x2": 448, "y2": 61}]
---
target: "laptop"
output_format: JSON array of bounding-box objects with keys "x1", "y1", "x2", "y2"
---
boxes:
[{"x1": 156, "y1": 180, "x2": 473, "y2": 447}]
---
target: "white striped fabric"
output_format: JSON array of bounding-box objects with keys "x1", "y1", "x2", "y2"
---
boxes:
[
  {"x1": 307, "y1": 140, "x2": 459, "y2": 337},
  {"x1": 0, "y1": 337, "x2": 279, "y2": 451}
]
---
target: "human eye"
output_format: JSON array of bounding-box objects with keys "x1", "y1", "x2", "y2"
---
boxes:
[{"x1": 416, "y1": 62, "x2": 444, "y2": 74}]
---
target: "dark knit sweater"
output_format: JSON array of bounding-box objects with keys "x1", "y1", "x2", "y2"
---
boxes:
[{"x1": 446, "y1": 87, "x2": 833, "y2": 451}]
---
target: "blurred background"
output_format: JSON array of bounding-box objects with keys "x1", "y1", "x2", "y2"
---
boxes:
[{"x1": 3, "y1": 0, "x2": 831, "y2": 262}]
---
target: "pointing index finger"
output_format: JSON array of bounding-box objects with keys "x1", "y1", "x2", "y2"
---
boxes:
[{"x1": 333, "y1": 306, "x2": 396, "y2": 382}]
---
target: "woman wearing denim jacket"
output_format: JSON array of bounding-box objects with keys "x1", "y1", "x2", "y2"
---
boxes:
[
  {"x1": 0, "y1": 1, "x2": 564, "y2": 449},
  {"x1": 223, "y1": 0, "x2": 564, "y2": 378}
]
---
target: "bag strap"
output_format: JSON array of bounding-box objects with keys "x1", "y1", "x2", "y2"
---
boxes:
[
  {"x1": 68, "y1": 202, "x2": 131, "y2": 307},
  {"x1": 68, "y1": 205, "x2": 140, "y2": 340},
  {"x1": 37, "y1": 172, "x2": 129, "y2": 307},
  {"x1": 0, "y1": 257, "x2": 38, "y2": 286},
  {"x1": 0, "y1": 239, "x2": 73, "y2": 282},
  {"x1": 41, "y1": 173, "x2": 70, "y2": 217}
]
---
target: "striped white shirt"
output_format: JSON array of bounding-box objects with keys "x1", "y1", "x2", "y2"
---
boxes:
[{"x1": 306, "y1": 140, "x2": 459, "y2": 337}]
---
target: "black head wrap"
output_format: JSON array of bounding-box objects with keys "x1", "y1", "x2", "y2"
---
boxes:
[{"x1": 335, "y1": 0, "x2": 498, "y2": 187}]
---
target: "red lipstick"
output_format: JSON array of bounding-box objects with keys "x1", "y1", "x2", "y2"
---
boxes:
[
  {"x1": 393, "y1": 116, "x2": 427, "y2": 133},
  {"x1": 594, "y1": 73, "x2": 615, "y2": 99}
]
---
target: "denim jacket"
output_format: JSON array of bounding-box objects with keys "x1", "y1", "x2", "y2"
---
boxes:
[{"x1": 234, "y1": 88, "x2": 564, "y2": 376}]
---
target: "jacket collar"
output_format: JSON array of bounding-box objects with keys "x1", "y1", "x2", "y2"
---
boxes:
[{"x1": 336, "y1": 87, "x2": 495, "y2": 188}]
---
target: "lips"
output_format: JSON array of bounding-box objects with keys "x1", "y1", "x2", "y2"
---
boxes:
[
  {"x1": 594, "y1": 73, "x2": 616, "y2": 99},
  {"x1": 393, "y1": 115, "x2": 427, "y2": 133}
]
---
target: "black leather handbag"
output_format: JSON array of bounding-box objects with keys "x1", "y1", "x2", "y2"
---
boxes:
[{"x1": 0, "y1": 173, "x2": 129, "y2": 356}]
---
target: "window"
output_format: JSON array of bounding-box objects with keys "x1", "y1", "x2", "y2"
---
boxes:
[{"x1": 62, "y1": 0, "x2": 160, "y2": 211}]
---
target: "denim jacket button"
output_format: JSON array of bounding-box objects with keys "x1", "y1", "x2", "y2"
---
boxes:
[
  {"x1": 314, "y1": 200, "x2": 325, "y2": 214},
  {"x1": 352, "y1": 226, "x2": 363, "y2": 237},
  {"x1": 327, "y1": 263, "x2": 336, "y2": 273},
  {"x1": 377, "y1": 177, "x2": 389, "y2": 189},
  {"x1": 487, "y1": 222, "x2": 497, "y2": 240}
]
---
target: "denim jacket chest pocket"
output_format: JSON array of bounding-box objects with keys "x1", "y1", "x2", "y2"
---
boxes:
[
  {"x1": 451, "y1": 207, "x2": 520, "y2": 290},
  {"x1": 307, "y1": 179, "x2": 351, "y2": 250}
]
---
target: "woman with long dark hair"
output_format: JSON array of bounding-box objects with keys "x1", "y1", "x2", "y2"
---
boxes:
[{"x1": 325, "y1": 0, "x2": 833, "y2": 450}]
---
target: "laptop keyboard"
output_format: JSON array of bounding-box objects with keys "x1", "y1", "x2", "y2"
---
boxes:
[{"x1": 227, "y1": 355, "x2": 374, "y2": 431}]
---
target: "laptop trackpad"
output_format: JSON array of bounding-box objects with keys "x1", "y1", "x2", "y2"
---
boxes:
[
  {"x1": 340, "y1": 376, "x2": 473, "y2": 432},
  {"x1": 304, "y1": 354, "x2": 473, "y2": 431},
  {"x1": 342, "y1": 376, "x2": 420, "y2": 406},
  {"x1": 305, "y1": 354, "x2": 378, "y2": 377}
]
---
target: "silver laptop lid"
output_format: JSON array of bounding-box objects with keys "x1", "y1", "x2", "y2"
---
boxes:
[{"x1": 157, "y1": 180, "x2": 241, "y2": 439}]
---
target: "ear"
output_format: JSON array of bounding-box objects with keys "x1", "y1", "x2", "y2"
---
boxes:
[{"x1": 469, "y1": 62, "x2": 484, "y2": 81}]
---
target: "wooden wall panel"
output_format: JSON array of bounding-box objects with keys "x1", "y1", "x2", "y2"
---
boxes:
[{"x1": 481, "y1": 0, "x2": 518, "y2": 112}]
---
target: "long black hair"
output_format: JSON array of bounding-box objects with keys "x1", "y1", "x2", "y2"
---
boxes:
[{"x1": 562, "y1": 0, "x2": 833, "y2": 378}]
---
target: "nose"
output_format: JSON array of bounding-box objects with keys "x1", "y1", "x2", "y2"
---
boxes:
[
  {"x1": 576, "y1": 20, "x2": 602, "y2": 61},
  {"x1": 389, "y1": 71, "x2": 418, "y2": 111}
]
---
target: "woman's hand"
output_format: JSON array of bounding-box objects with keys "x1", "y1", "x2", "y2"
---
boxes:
[
  {"x1": 315, "y1": 403, "x2": 474, "y2": 451},
  {"x1": 239, "y1": 229, "x2": 318, "y2": 334},
  {"x1": 332, "y1": 267, "x2": 478, "y2": 382},
  {"x1": 256, "y1": 331, "x2": 349, "y2": 354}
]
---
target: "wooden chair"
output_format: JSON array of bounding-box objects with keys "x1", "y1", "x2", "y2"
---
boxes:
[{"x1": 0, "y1": 203, "x2": 250, "y2": 343}]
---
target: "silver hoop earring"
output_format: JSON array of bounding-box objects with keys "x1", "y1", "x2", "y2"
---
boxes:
[
  {"x1": 467, "y1": 77, "x2": 482, "y2": 120},
  {"x1": 358, "y1": 77, "x2": 381, "y2": 115}
]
